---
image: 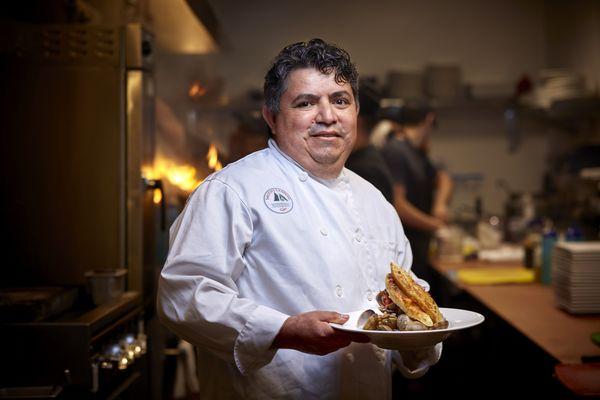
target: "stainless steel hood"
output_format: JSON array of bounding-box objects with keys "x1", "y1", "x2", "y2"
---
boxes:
[
  {"x1": 0, "y1": 0, "x2": 223, "y2": 54},
  {"x1": 149, "y1": 0, "x2": 223, "y2": 54}
]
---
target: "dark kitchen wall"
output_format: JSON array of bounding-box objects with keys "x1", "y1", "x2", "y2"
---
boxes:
[
  {"x1": 204, "y1": 0, "x2": 547, "y2": 98},
  {"x1": 546, "y1": 0, "x2": 600, "y2": 94},
  {"x1": 151, "y1": 0, "x2": 598, "y2": 215}
]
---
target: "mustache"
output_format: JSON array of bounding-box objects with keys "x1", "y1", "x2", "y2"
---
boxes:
[{"x1": 308, "y1": 124, "x2": 343, "y2": 136}]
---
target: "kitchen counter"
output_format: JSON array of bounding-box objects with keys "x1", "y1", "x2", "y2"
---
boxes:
[{"x1": 431, "y1": 259, "x2": 600, "y2": 364}]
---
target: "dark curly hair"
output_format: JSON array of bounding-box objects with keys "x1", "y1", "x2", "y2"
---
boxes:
[{"x1": 264, "y1": 38, "x2": 359, "y2": 115}]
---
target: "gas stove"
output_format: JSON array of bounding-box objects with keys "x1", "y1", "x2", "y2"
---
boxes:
[{"x1": 0, "y1": 291, "x2": 148, "y2": 399}]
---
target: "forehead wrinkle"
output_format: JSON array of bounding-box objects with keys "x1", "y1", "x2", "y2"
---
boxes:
[{"x1": 281, "y1": 69, "x2": 355, "y2": 108}]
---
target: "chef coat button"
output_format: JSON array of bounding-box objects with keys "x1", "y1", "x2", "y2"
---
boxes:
[
  {"x1": 354, "y1": 228, "x2": 363, "y2": 242},
  {"x1": 335, "y1": 285, "x2": 343, "y2": 298},
  {"x1": 320, "y1": 227, "x2": 328, "y2": 236},
  {"x1": 298, "y1": 172, "x2": 308, "y2": 182},
  {"x1": 375, "y1": 348, "x2": 386, "y2": 363},
  {"x1": 366, "y1": 290, "x2": 373, "y2": 301},
  {"x1": 345, "y1": 353, "x2": 354, "y2": 363}
]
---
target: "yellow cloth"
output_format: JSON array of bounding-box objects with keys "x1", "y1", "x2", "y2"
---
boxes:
[{"x1": 457, "y1": 267, "x2": 535, "y2": 285}]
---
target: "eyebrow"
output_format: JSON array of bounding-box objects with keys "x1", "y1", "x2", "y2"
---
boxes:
[
  {"x1": 330, "y1": 90, "x2": 352, "y2": 99},
  {"x1": 291, "y1": 91, "x2": 353, "y2": 103},
  {"x1": 292, "y1": 93, "x2": 320, "y2": 103}
]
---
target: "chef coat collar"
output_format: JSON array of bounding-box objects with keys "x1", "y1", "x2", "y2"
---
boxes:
[
  {"x1": 268, "y1": 138, "x2": 349, "y2": 187},
  {"x1": 313, "y1": 172, "x2": 349, "y2": 189}
]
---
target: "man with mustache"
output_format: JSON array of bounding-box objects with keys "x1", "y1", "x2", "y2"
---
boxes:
[{"x1": 158, "y1": 38, "x2": 442, "y2": 399}]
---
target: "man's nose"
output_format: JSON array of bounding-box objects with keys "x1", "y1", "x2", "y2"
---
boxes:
[{"x1": 315, "y1": 100, "x2": 337, "y2": 125}]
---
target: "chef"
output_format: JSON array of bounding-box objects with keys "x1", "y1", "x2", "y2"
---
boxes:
[{"x1": 157, "y1": 38, "x2": 442, "y2": 399}]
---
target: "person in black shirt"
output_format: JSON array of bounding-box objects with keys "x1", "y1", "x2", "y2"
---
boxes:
[
  {"x1": 380, "y1": 102, "x2": 453, "y2": 280},
  {"x1": 346, "y1": 87, "x2": 394, "y2": 203}
]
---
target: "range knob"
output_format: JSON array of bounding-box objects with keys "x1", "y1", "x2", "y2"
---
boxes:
[{"x1": 105, "y1": 343, "x2": 129, "y2": 370}]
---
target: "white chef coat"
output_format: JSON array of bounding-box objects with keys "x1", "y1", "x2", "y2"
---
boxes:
[{"x1": 157, "y1": 139, "x2": 442, "y2": 399}]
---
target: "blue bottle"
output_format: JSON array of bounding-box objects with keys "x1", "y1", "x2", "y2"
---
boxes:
[{"x1": 541, "y1": 229, "x2": 557, "y2": 285}]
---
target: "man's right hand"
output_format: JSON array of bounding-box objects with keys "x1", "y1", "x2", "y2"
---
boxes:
[{"x1": 271, "y1": 311, "x2": 369, "y2": 355}]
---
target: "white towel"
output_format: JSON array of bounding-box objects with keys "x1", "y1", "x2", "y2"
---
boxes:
[{"x1": 173, "y1": 340, "x2": 200, "y2": 398}]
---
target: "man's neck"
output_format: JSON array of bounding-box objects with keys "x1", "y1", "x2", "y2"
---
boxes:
[{"x1": 271, "y1": 139, "x2": 344, "y2": 179}]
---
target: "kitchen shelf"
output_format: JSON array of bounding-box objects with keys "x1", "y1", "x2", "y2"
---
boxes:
[
  {"x1": 518, "y1": 96, "x2": 600, "y2": 122},
  {"x1": 432, "y1": 96, "x2": 511, "y2": 121}
]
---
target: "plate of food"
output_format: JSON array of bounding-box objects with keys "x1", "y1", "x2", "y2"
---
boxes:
[{"x1": 330, "y1": 262, "x2": 485, "y2": 350}]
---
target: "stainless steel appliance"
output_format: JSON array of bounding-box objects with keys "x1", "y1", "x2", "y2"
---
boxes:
[
  {"x1": 1, "y1": 292, "x2": 147, "y2": 399},
  {"x1": 0, "y1": 23, "x2": 161, "y2": 306},
  {"x1": 0, "y1": 23, "x2": 165, "y2": 398}
]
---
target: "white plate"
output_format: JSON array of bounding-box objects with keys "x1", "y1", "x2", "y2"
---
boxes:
[{"x1": 330, "y1": 307, "x2": 485, "y2": 351}]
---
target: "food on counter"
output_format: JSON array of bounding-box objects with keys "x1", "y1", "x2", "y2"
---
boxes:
[{"x1": 363, "y1": 262, "x2": 448, "y2": 331}]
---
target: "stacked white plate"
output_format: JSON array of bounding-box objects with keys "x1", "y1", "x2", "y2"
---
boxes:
[
  {"x1": 552, "y1": 241, "x2": 600, "y2": 314},
  {"x1": 528, "y1": 69, "x2": 587, "y2": 109}
]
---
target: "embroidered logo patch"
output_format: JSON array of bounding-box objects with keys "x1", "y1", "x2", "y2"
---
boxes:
[{"x1": 264, "y1": 188, "x2": 293, "y2": 214}]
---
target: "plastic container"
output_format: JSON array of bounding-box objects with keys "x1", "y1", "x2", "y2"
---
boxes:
[
  {"x1": 424, "y1": 63, "x2": 462, "y2": 100},
  {"x1": 84, "y1": 269, "x2": 127, "y2": 305},
  {"x1": 387, "y1": 70, "x2": 424, "y2": 99},
  {"x1": 436, "y1": 226, "x2": 464, "y2": 262}
]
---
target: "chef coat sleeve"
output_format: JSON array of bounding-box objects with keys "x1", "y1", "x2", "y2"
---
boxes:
[
  {"x1": 157, "y1": 178, "x2": 290, "y2": 375},
  {"x1": 393, "y1": 343, "x2": 443, "y2": 379}
]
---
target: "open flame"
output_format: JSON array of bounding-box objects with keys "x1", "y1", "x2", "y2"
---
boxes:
[
  {"x1": 153, "y1": 188, "x2": 163, "y2": 204},
  {"x1": 143, "y1": 144, "x2": 223, "y2": 203},
  {"x1": 142, "y1": 158, "x2": 202, "y2": 194},
  {"x1": 206, "y1": 144, "x2": 223, "y2": 171},
  {"x1": 188, "y1": 80, "x2": 207, "y2": 100}
]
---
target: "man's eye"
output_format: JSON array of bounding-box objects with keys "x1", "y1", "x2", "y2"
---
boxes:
[
  {"x1": 295, "y1": 101, "x2": 312, "y2": 108},
  {"x1": 334, "y1": 98, "x2": 350, "y2": 106}
]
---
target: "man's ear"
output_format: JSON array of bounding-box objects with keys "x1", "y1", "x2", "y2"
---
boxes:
[{"x1": 262, "y1": 105, "x2": 276, "y2": 135}]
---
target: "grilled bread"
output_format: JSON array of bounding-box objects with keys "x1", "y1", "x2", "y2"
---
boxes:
[
  {"x1": 385, "y1": 273, "x2": 433, "y2": 327},
  {"x1": 390, "y1": 262, "x2": 445, "y2": 324}
]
